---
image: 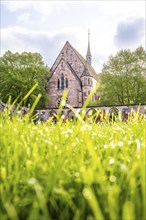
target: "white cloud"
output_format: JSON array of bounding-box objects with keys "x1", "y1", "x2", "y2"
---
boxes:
[
  {"x1": 1, "y1": 1, "x2": 145, "y2": 72},
  {"x1": 2, "y1": 0, "x2": 67, "y2": 17},
  {"x1": 2, "y1": 1, "x2": 32, "y2": 12},
  {"x1": 1, "y1": 26, "x2": 78, "y2": 67},
  {"x1": 18, "y1": 12, "x2": 32, "y2": 23}
]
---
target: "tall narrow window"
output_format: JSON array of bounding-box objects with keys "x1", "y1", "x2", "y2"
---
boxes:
[
  {"x1": 70, "y1": 54, "x2": 72, "y2": 60},
  {"x1": 57, "y1": 79, "x2": 60, "y2": 90},
  {"x1": 61, "y1": 61, "x2": 63, "y2": 68},
  {"x1": 66, "y1": 78, "x2": 68, "y2": 88},
  {"x1": 88, "y1": 78, "x2": 90, "y2": 85},
  {"x1": 61, "y1": 74, "x2": 64, "y2": 90},
  {"x1": 84, "y1": 78, "x2": 87, "y2": 85}
]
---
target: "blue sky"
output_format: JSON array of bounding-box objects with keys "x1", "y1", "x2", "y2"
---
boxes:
[{"x1": 1, "y1": 0, "x2": 145, "y2": 72}]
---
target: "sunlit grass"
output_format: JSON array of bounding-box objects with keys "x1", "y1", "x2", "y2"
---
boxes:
[{"x1": 0, "y1": 107, "x2": 145, "y2": 220}]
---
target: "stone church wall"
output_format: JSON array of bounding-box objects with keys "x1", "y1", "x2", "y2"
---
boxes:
[
  {"x1": 46, "y1": 59, "x2": 82, "y2": 108},
  {"x1": 47, "y1": 41, "x2": 98, "y2": 108}
]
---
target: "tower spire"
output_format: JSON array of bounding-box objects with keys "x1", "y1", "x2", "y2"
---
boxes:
[{"x1": 86, "y1": 29, "x2": 92, "y2": 64}]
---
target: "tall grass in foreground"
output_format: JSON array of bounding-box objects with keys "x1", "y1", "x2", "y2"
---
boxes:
[{"x1": 0, "y1": 106, "x2": 146, "y2": 220}]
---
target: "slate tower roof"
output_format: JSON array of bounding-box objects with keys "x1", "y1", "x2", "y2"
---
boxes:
[{"x1": 86, "y1": 29, "x2": 92, "y2": 65}]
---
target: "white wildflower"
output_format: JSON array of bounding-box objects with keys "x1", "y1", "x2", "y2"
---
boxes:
[
  {"x1": 110, "y1": 142, "x2": 115, "y2": 148},
  {"x1": 83, "y1": 188, "x2": 92, "y2": 199},
  {"x1": 109, "y1": 175, "x2": 116, "y2": 182},
  {"x1": 136, "y1": 139, "x2": 141, "y2": 151},
  {"x1": 109, "y1": 158, "x2": 115, "y2": 165},
  {"x1": 67, "y1": 128, "x2": 73, "y2": 133},
  {"x1": 104, "y1": 144, "x2": 108, "y2": 149},
  {"x1": 118, "y1": 141, "x2": 124, "y2": 147},
  {"x1": 74, "y1": 172, "x2": 79, "y2": 177},
  {"x1": 28, "y1": 178, "x2": 36, "y2": 185}
]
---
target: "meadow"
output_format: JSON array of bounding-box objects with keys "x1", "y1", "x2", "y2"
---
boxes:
[{"x1": 0, "y1": 105, "x2": 145, "y2": 220}]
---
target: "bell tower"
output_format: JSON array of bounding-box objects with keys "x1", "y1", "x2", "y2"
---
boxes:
[{"x1": 86, "y1": 29, "x2": 92, "y2": 65}]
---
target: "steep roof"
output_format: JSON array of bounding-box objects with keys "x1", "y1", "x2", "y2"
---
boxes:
[
  {"x1": 86, "y1": 31, "x2": 92, "y2": 57},
  {"x1": 82, "y1": 67, "x2": 90, "y2": 76},
  {"x1": 66, "y1": 62, "x2": 82, "y2": 86},
  {"x1": 67, "y1": 41, "x2": 99, "y2": 80},
  {"x1": 87, "y1": 41, "x2": 92, "y2": 57},
  {"x1": 50, "y1": 41, "x2": 99, "y2": 81}
]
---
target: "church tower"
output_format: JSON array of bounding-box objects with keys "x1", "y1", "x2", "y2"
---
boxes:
[{"x1": 86, "y1": 29, "x2": 92, "y2": 65}]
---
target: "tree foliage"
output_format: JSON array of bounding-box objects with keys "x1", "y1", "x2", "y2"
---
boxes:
[
  {"x1": 0, "y1": 51, "x2": 50, "y2": 108},
  {"x1": 98, "y1": 46, "x2": 146, "y2": 105}
]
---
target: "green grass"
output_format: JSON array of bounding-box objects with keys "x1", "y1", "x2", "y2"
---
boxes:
[{"x1": 0, "y1": 108, "x2": 145, "y2": 220}]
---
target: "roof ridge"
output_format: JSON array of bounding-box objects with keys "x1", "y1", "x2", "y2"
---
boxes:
[
  {"x1": 50, "y1": 41, "x2": 98, "y2": 80},
  {"x1": 50, "y1": 41, "x2": 69, "y2": 72},
  {"x1": 48, "y1": 57, "x2": 71, "y2": 82},
  {"x1": 66, "y1": 62, "x2": 82, "y2": 85},
  {"x1": 69, "y1": 43, "x2": 98, "y2": 80}
]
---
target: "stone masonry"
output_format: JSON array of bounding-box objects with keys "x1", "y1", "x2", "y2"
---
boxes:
[{"x1": 46, "y1": 33, "x2": 99, "y2": 109}]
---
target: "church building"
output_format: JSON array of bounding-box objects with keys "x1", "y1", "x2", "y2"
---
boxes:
[{"x1": 46, "y1": 31, "x2": 99, "y2": 108}]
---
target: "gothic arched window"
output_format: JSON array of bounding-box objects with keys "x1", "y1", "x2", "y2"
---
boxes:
[
  {"x1": 66, "y1": 78, "x2": 68, "y2": 88},
  {"x1": 57, "y1": 79, "x2": 60, "y2": 90},
  {"x1": 61, "y1": 74, "x2": 64, "y2": 90}
]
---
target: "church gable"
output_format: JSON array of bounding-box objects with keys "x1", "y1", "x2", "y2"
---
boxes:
[
  {"x1": 51, "y1": 41, "x2": 85, "y2": 78},
  {"x1": 46, "y1": 58, "x2": 82, "y2": 108}
]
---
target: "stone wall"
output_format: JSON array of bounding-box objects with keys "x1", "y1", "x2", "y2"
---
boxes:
[{"x1": 37, "y1": 105, "x2": 146, "y2": 122}]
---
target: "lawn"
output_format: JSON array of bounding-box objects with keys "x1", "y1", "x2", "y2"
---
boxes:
[{"x1": 0, "y1": 109, "x2": 145, "y2": 220}]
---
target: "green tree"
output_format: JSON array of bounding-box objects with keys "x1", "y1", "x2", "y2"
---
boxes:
[
  {"x1": 0, "y1": 51, "x2": 50, "y2": 108},
  {"x1": 98, "y1": 46, "x2": 146, "y2": 105}
]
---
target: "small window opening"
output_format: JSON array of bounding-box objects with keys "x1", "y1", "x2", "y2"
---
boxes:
[
  {"x1": 61, "y1": 74, "x2": 64, "y2": 90},
  {"x1": 57, "y1": 79, "x2": 60, "y2": 90},
  {"x1": 66, "y1": 78, "x2": 68, "y2": 88},
  {"x1": 84, "y1": 78, "x2": 87, "y2": 85}
]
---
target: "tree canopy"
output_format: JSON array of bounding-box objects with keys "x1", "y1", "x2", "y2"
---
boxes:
[
  {"x1": 97, "y1": 46, "x2": 146, "y2": 106},
  {"x1": 0, "y1": 51, "x2": 50, "y2": 108}
]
